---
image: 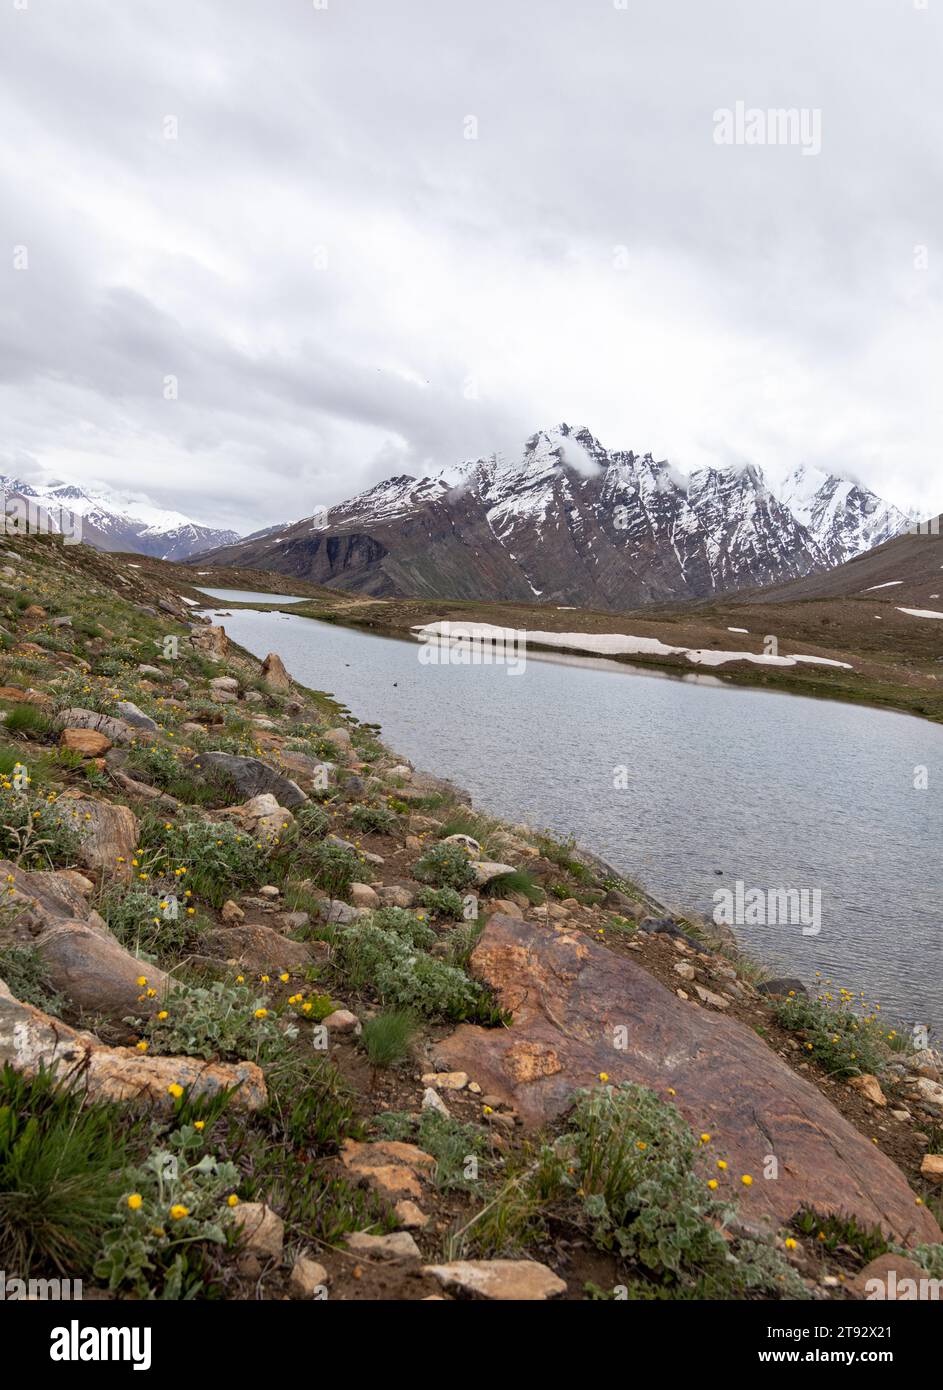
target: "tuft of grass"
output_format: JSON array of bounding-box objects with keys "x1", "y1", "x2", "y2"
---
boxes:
[
  {"x1": 482, "y1": 870, "x2": 544, "y2": 905},
  {"x1": 2, "y1": 703, "x2": 53, "y2": 739},
  {"x1": 0, "y1": 1065, "x2": 131, "y2": 1275},
  {"x1": 360, "y1": 1010, "x2": 418, "y2": 1069}
]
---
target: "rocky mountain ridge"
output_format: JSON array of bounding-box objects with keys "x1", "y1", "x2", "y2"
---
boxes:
[{"x1": 200, "y1": 425, "x2": 911, "y2": 609}]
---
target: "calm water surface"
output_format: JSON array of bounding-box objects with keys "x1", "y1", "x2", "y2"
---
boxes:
[{"x1": 204, "y1": 604, "x2": 943, "y2": 1034}]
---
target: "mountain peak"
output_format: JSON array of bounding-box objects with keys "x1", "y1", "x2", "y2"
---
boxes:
[{"x1": 197, "y1": 425, "x2": 907, "y2": 610}]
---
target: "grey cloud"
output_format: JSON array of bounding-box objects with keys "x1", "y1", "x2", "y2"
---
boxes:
[{"x1": 1, "y1": 0, "x2": 941, "y2": 531}]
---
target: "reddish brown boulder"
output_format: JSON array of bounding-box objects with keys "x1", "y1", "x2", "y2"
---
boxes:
[
  {"x1": 260, "y1": 652, "x2": 291, "y2": 691},
  {"x1": 435, "y1": 916, "x2": 940, "y2": 1246},
  {"x1": 60, "y1": 728, "x2": 112, "y2": 757},
  {"x1": 0, "y1": 685, "x2": 51, "y2": 707}
]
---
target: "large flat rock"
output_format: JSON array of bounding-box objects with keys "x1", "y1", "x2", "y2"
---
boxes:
[
  {"x1": 435, "y1": 916, "x2": 940, "y2": 1245},
  {"x1": 0, "y1": 976, "x2": 266, "y2": 1109}
]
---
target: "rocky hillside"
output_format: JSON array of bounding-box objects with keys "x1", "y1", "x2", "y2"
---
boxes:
[
  {"x1": 199, "y1": 425, "x2": 909, "y2": 610},
  {"x1": 0, "y1": 534, "x2": 941, "y2": 1302}
]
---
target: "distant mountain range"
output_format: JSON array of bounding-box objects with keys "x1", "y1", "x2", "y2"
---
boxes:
[
  {"x1": 0, "y1": 475, "x2": 238, "y2": 561},
  {"x1": 199, "y1": 425, "x2": 913, "y2": 609}
]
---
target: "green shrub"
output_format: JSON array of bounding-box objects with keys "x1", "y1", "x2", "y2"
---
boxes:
[
  {"x1": 0, "y1": 1066, "x2": 129, "y2": 1274},
  {"x1": 412, "y1": 842, "x2": 476, "y2": 891},
  {"x1": 294, "y1": 803, "x2": 331, "y2": 839},
  {"x1": 95, "y1": 1125, "x2": 239, "y2": 1299},
  {"x1": 333, "y1": 920, "x2": 500, "y2": 1022},
  {"x1": 0, "y1": 786, "x2": 81, "y2": 869},
  {"x1": 0, "y1": 944, "x2": 66, "y2": 1016},
  {"x1": 348, "y1": 803, "x2": 397, "y2": 835},
  {"x1": 374, "y1": 1109, "x2": 489, "y2": 1190},
  {"x1": 461, "y1": 1083, "x2": 807, "y2": 1299},
  {"x1": 131, "y1": 981, "x2": 294, "y2": 1063},
  {"x1": 301, "y1": 841, "x2": 361, "y2": 899},
  {"x1": 417, "y1": 886, "x2": 466, "y2": 920},
  {"x1": 99, "y1": 885, "x2": 194, "y2": 962},
  {"x1": 144, "y1": 818, "x2": 269, "y2": 908},
  {"x1": 773, "y1": 990, "x2": 889, "y2": 1078},
  {"x1": 369, "y1": 906, "x2": 436, "y2": 949}
]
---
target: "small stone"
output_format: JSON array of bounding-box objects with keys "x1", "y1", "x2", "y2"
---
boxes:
[
  {"x1": 221, "y1": 900, "x2": 245, "y2": 924},
  {"x1": 339, "y1": 1138, "x2": 435, "y2": 1200},
  {"x1": 422, "y1": 1087, "x2": 450, "y2": 1117},
  {"x1": 467, "y1": 1081, "x2": 482, "y2": 1095},
  {"x1": 258, "y1": 885, "x2": 280, "y2": 899},
  {"x1": 289, "y1": 1254, "x2": 329, "y2": 1299},
  {"x1": 673, "y1": 961, "x2": 696, "y2": 981},
  {"x1": 317, "y1": 898, "x2": 364, "y2": 925},
  {"x1": 350, "y1": 882, "x2": 379, "y2": 909},
  {"x1": 912, "y1": 1077, "x2": 943, "y2": 1108},
  {"x1": 421, "y1": 1071, "x2": 468, "y2": 1091},
  {"x1": 694, "y1": 985, "x2": 729, "y2": 1010},
  {"x1": 470, "y1": 861, "x2": 516, "y2": 887},
  {"x1": 852, "y1": 1252, "x2": 933, "y2": 1299},
  {"x1": 114, "y1": 700, "x2": 158, "y2": 733},
  {"x1": 345, "y1": 1230, "x2": 421, "y2": 1261},
  {"x1": 441, "y1": 833, "x2": 481, "y2": 856},
  {"x1": 376, "y1": 885, "x2": 415, "y2": 908},
  {"x1": 260, "y1": 652, "x2": 292, "y2": 691},
  {"x1": 231, "y1": 1202, "x2": 284, "y2": 1261},
  {"x1": 487, "y1": 898, "x2": 523, "y2": 919},
  {"x1": 421, "y1": 1258, "x2": 566, "y2": 1301},
  {"x1": 920, "y1": 1153, "x2": 943, "y2": 1183},
  {"x1": 323, "y1": 1009, "x2": 360, "y2": 1033},
  {"x1": 757, "y1": 977, "x2": 807, "y2": 998},
  {"x1": 850, "y1": 1074, "x2": 886, "y2": 1107},
  {"x1": 394, "y1": 1200, "x2": 429, "y2": 1230}
]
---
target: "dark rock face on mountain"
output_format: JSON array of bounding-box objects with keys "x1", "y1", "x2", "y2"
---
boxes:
[{"x1": 200, "y1": 426, "x2": 909, "y2": 610}]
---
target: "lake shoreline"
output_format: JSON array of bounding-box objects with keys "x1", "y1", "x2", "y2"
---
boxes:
[
  {"x1": 193, "y1": 588, "x2": 943, "y2": 728},
  {"x1": 201, "y1": 596, "x2": 942, "y2": 1038}
]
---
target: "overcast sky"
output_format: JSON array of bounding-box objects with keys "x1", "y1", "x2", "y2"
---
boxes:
[{"x1": 2, "y1": 0, "x2": 941, "y2": 533}]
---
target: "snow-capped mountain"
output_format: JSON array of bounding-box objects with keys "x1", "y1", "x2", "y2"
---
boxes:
[
  {"x1": 198, "y1": 425, "x2": 909, "y2": 609},
  {"x1": 0, "y1": 475, "x2": 240, "y2": 560},
  {"x1": 777, "y1": 463, "x2": 910, "y2": 566}
]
